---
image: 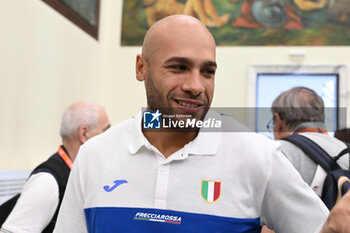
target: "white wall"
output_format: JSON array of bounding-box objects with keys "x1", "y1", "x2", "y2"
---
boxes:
[
  {"x1": 0, "y1": 0, "x2": 105, "y2": 169},
  {"x1": 0, "y1": 0, "x2": 349, "y2": 169}
]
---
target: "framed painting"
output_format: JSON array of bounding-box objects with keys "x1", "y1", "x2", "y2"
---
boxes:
[
  {"x1": 42, "y1": 0, "x2": 100, "y2": 39},
  {"x1": 121, "y1": 0, "x2": 350, "y2": 46}
]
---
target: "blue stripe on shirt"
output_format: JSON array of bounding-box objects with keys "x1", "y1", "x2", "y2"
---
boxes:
[{"x1": 84, "y1": 207, "x2": 261, "y2": 233}]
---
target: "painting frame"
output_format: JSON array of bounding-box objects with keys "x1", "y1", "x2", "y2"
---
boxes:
[
  {"x1": 42, "y1": 0, "x2": 100, "y2": 40},
  {"x1": 121, "y1": 0, "x2": 350, "y2": 46}
]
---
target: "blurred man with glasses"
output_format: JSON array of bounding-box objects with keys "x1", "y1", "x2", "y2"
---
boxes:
[{"x1": 270, "y1": 86, "x2": 349, "y2": 196}]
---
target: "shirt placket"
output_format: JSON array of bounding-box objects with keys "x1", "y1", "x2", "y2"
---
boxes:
[{"x1": 154, "y1": 157, "x2": 170, "y2": 209}]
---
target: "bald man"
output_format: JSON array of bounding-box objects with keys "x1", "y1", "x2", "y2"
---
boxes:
[
  {"x1": 0, "y1": 101, "x2": 110, "y2": 233},
  {"x1": 54, "y1": 15, "x2": 335, "y2": 233}
]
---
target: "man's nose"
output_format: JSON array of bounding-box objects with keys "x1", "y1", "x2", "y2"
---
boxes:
[{"x1": 182, "y1": 71, "x2": 205, "y2": 96}]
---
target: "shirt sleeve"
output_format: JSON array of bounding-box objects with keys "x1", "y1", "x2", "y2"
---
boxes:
[
  {"x1": 260, "y1": 145, "x2": 329, "y2": 233},
  {"x1": 1, "y1": 173, "x2": 59, "y2": 233},
  {"x1": 53, "y1": 149, "x2": 87, "y2": 233}
]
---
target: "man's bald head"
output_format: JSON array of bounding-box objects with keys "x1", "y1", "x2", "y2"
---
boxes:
[
  {"x1": 135, "y1": 14, "x2": 217, "y2": 120},
  {"x1": 59, "y1": 101, "x2": 109, "y2": 141},
  {"x1": 141, "y1": 15, "x2": 216, "y2": 62}
]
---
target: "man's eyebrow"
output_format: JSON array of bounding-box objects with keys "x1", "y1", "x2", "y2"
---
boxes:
[
  {"x1": 164, "y1": 57, "x2": 217, "y2": 68},
  {"x1": 164, "y1": 57, "x2": 194, "y2": 66},
  {"x1": 202, "y1": 61, "x2": 217, "y2": 68}
]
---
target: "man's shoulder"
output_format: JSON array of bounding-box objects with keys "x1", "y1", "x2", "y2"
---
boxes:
[
  {"x1": 292, "y1": 132, "x2": 349, "y2": 167},
  {"x1": 301, "y1": 132, "x2": 344, "y2": 145},
  {"x1": 215, "y1": 112, "x2": 276, "y2": 144},
  {"x1": 209, "y1": 110, "x2": 253, "y2": 133},
  {"x1": 279, "y1": 132, "x2": 350, "y2": 166},
  {"x1": 34, "y1": 152, "x2": 66, "y2": 169},
  {"x1": 210, "y1": 112, "x2": 281, "y2": 160},
  {"x1": 281, "y1": 132, "x2": 347, "y2": 154}
]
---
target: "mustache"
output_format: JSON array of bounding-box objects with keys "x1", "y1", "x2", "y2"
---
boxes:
[{"x1": 172, "y1": 94, "x2": 207, "y2": 101}]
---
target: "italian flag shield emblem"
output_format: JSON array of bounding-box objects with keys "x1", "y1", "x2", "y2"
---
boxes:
[{"x1": 201, "y1": 180, "x2": 221, "y2": 204}]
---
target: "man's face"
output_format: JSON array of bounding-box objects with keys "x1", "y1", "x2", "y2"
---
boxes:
[
  {"x1": 140, "y1": 22, "x2": 216, "y2": 122},
  {"x1": 86, "y1": 109, "x2": 110, "y2": 140},
  {"x1": 272, "y1": 113, "x2": 292, "y2": 140}
]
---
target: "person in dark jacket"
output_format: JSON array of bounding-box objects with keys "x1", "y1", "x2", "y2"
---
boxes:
[{"x1": 0, "y1": 101, "x2": 110, "y2": 233}]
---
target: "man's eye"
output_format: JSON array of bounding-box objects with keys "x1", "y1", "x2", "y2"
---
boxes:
[
  {"x1": 169, "y1": 65, "x2": 186, "y2": 71},
  {"x1": 202, "y1": 68, "x2": 216, "y2": 76}
]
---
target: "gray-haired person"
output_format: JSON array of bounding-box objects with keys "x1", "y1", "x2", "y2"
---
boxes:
[
  {"x1": 270, "y1": 86, "x2": 349, "y2": 196},
  {"x1": 0, "y1": 101, "x2": 110, "y2": 233}
]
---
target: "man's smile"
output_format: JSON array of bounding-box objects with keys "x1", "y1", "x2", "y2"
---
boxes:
[{"x1": 173, "y1": 98, "x2": 204, "y2": 111}]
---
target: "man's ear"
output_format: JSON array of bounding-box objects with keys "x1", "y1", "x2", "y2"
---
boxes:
[
  {"x1": 273, "y1": 113, "x2": 292, "y2": 140},
  {"x1": 136, "y1": 54, "x2": 147, "y2": 82},
  {"x1": 274, "y1": 113, "x2": 284, "y2": 132},
  {"x1": 77, "y1": 125, "x2": 88, "y2": 144}
]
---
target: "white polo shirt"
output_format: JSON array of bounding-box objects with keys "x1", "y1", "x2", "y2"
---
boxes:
[{"x1": 54, "y1": 111, "x2": 328, "y2": 233}]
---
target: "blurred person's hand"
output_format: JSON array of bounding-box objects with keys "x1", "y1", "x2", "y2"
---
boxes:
[{"x1": 321, "y1": 191, "x2": 350, "y2": 233}]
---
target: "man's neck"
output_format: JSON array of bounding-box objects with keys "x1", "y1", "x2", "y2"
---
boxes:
[
  {"x1": 143, "y1": 130, "x2": 198, "y2": 158},
  {"x1": 293, "y1": 122, "x2": 327, "y2": 134},
  {"x1": 62, "y1": 139, "x2": 80, "y2": 162}
]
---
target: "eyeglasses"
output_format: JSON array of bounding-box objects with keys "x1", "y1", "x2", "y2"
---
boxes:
[{"x1": 266, "y1": 116, "x2": 275, "y2": 132}]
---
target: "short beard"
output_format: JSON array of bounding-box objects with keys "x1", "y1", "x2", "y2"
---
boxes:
[
  {"x1": 145, "y1": 73, "x2": 210, "y2": 130},
  {"x1": 145, "y1": 74, "x2": 172, "y2": 115}
]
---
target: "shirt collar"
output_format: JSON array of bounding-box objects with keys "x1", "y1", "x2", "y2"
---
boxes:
[
  {"x1": 186, "y1": 110, "x2": 220, "y2": 156},
  {"x1": 185, "y1": 131, "x2": 220, "y2": 156},
  {"x1": 293, "y1": 122, "x2": 327, "y2": 133},
  {"x1": 128, "y1": 112, "x2": 148, "y2": 154},
  {"x1": 127, "y1": 111, "x2": 220, "y2": 156}
]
